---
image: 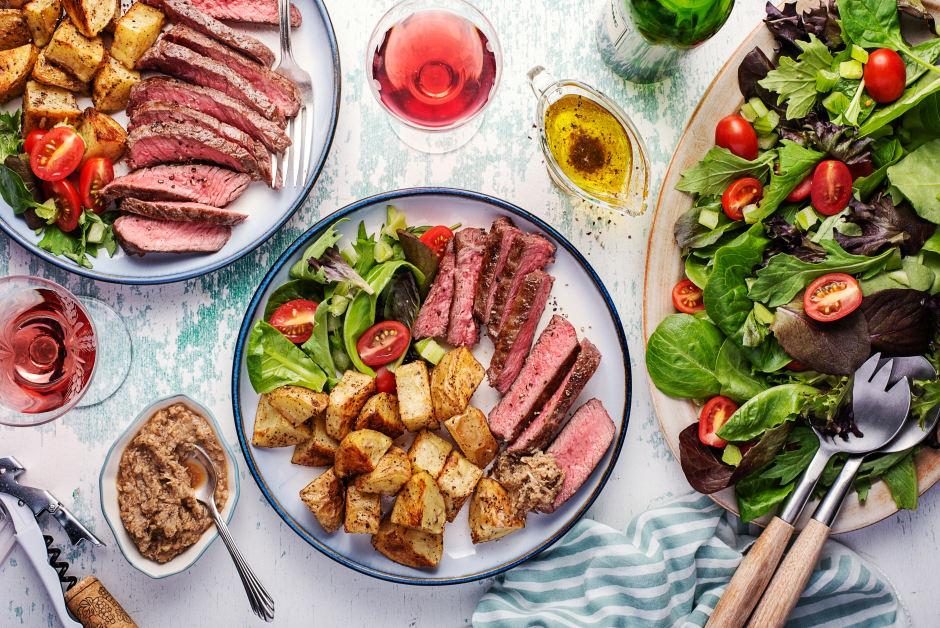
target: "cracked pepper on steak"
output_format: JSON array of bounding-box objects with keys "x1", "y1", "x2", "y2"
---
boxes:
[{"x1": 117, "y1": 403, "x2": 229, "y2": 563}]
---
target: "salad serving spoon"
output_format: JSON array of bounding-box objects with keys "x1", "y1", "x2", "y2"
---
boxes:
[{"x1": 706, "y1": 354, "x2": 911, "y2": 628}]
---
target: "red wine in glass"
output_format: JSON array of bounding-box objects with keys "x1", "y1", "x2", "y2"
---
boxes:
[{"x1": 372, "y1": 9, "x2": 498, "y2": 129}]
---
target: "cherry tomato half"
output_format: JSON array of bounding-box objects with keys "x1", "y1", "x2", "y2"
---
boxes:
[
  {"x1": 420, "y1": 225, "x2": 454, "y2": 262},
  {"x1": 715, "y1": 115, "x2": 758, "y2": 161},
  {"x1": 30, "y1": 126, "x2": 85, "y2": 182},
  {"x1": 269, "y1": 299, "x2": 318, "y2": 343},
  {"x1": 786, "y1": 172, "x2": 813, "y2": 202},
  {"x1": 356, "y1": 320, "x2": 410, "y2": 366},
  {"x1": 722, "y1": 177, "x2": 763, "y2": 221},
  {"x1": 79, "y1": 157, "x2": 114, "y2": 215},
  {"x1": 803, "y1": 273, "x2": 863, "y2": 322},
  {"x1": 43, "y1": 179, "x2": 82, "y2": 232},
  {"x1": 699, "y1": 396, "x2": 738, "y2": 448},
  {"x1": 671, "y1": 279, "x2": 704, "y2": 314},
  {"x1": 375, "y1": 365, "x2": 396, "y2": 395},
  {"x1": 811, "y1": 160, "x2": 852, "y2": 215},
  {"x1": 23, "y1": 129, "x2": 46, "y2": 154},
  {"x1": 864, "y1": 48, "x2": 906, "y2": 104}
]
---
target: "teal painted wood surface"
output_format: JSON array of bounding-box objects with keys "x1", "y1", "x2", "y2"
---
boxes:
[{"x1": 0, "y1": 1, "x2": 934, "y2": 625}]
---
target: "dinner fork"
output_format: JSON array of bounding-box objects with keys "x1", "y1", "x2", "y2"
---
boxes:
[{"x1": 273, "y1": 0, "x2": 315, "y2": 188}]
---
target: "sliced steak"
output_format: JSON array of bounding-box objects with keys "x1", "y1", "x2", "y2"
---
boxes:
[
  {"x1": 488, "y1": 270, "x2": 554, "y2": 394},
  {"x1": 445, "y1": 228, "x2": 486, "y2": 347},
  {"x1": 473, "y1": 217, "x2": 521, "y2": 322},
  {"x1": 487, "y1": 315, "x2": 580, "y2": 442},
  {"x1": 164, "y1": 24, "x2": 300, "y2": 118},
  {"x1": 538, "y1": 399, "x2": 615, "y2": 514},
  {"x1": 129, "y1": 77, "x2": 290, "y2": 151},
  {"x1": 487, "y1": 234, "x2": 556, "y2": 340},
  {"x1": 126, "y1": 122, "x2": 269, "y2": 184},
  {"x1": 101, "y1": 165, "x2": 250, "y2": 207},
  {"x1": 127, "y1": 100, "x2": 276, "y2": 188},
  {"x1": 144, "y1": 0, "x2": 276, "y2": 67},
  {"x1": 136, "y1": 40, "x2": 283, "y2": 125},
  {"x1": 182, "y1": 0, "x2": 302, "y2": 27},
  {"x1": 509, "y1": 338, "x2": 602, "y2": 454},
  {"x1": 113, "y1": 214, "x2": 232, "y2": 256},
  {"x1": 413, "y1": 238, "x2": 455, "y2": 340},
  {"x1": 120, "y1": 198, "x2": 248, "y2": 226}
]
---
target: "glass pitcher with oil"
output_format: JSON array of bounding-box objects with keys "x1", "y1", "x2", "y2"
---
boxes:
[{"x1": 527, "y1": 66, "x2": 649, "y2": 216}]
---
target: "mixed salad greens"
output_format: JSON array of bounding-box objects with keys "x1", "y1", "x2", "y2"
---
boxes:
[{"x1": 647, "y1": 0, "x2": 940, "y2": 521}]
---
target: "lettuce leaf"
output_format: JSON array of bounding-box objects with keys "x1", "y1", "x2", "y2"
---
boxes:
[
  {"x1": 860, "y1": 288, "x2": 931, "y2": 356},
  {"x1": 759, "y1": 34, "x2": 834, "y2": 119},
  {"x1": 675, "y1": 147, "x2": 776, "y2": 197},
  {"x1": 769, "y1": 297, "x2": 871, "y2": 375},
  {"x1": 717, "y1": 383, "x2": 818, "y2": 442},
  {"x1": 646, "y1": 314, "x2": 725, "y2": 399},
  {"x1": 247, "y1": 320, "x2": 327, "y2": 393}
]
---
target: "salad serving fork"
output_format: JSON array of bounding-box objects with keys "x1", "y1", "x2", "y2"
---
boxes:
[{"x1": 273, "y1": 0, "x2": 315, "y2": 189}]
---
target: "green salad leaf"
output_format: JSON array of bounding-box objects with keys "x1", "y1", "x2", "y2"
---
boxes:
[
  {"x1": 854, "y1": 138, "x2": 904, "y2": 200},
  {"x1": 881, "y1": 447, "x2": 919, "y2": 510},
  {"x1": 645, "y1": 313, "x2": 725, "y2": 399},
  {"x1": 0, "y1": 111, "x2": 23, "y2": 161},
  {"x1": 886, "y1": 139, "x2": 940, "y2": 222},
  {"x1": 749, "y1": 141, "x2": 825, "y2": 224},
  {"x1": 289, "y1": 220, "x2": 348, "y2": 280},
  {"x1": 859, "y1": 70, "x2": 940, "y2": 136},
  {"x1": 715, "y1": 339, "x2": 769, "y2": 402},
  {"x1": 675, "y1": 147, "x2": 776, "y2": 197},
  {"x1": 301, "y1": 303, "x2": 339, "y2": 389},
  {"x1": 263, "y1": 280, "x2": 325, "y2": 321},
  {"x1": 717, "y1": 383, "x2": 819, "y2": 442},
  {"x1": 760, "y1": 425, "x2": 819, "y2": 485},
  {"x1": 674, "y1": 198, "x2": 746, "y2": 249},
  {"x1": 735, "y1": 474, "x2": 795, "y2": 522},
  {"x1": 760, "y1": 34, "x2": 835, "y2": 120},
  {"x1": 247, "y1": 320, "x2": 327, "y2": 393},
  {"x1": 840, "y1": 0, "x2": 938, "y2": 77}
]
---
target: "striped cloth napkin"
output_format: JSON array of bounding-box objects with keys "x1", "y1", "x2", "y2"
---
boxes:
[{"x1": 473, "y1": 493, "x2": 907, "y2": 628}]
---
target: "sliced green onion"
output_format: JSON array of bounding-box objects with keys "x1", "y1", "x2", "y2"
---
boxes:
[
  {"x1": 722, "y1": 444, "x2": 743, "y2": 466},
  {"x1": 757, "y1": 133, "x2": 779, "y2": 150},
  {"x1": 816, "y1": 69, "x2": 839, "y2": 92},
  {"x1": 753, "y1": 302, "x2": 775, "y2": 325},
  {"x1": 374, "y1": 240, "x2": 393, "y2": 263},
  {"x1": 341, "y1": 244, "x2": 358, "y2": 266},
  {"x1": 840, "y1": 60, "x2": 864, "y2": 79},
  {"x1": 748, "y1": 97, "x2": 769, "y2": 118},
  {"x1": 740, "y1": 102, "x2": 758, "y2": 122},
  {"x1": 851, "y1": 45, "x2": 869, "y2": 64},
  {"x1": 698, "y1": 209, "x2": 720, "y2": 230},
  {"x1": 823, "y1": 92, "x2": 851, "y2": 116}
]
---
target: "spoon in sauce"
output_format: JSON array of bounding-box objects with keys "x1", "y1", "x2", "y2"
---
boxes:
[{"x1": 187, "y1": 445, "x2": 275, "y2": 623}]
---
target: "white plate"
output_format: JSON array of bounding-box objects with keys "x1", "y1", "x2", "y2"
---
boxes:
[
  {"x1": 0, "y1": 0, "x2": 340, "y2": 284},
  {"x1": 232, "y1": 188, "x2": 631, "y2": 583}
]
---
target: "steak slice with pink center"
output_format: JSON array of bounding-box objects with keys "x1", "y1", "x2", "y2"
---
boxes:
[
  {"x1": 487, "y1": 315, "x2": 580, "y2": 442},
  {"x1": 120, "y1": 198, "x2": 248, "y2": 226},
  {"x1": 413, "y1": 238, "x2": 456, "y2": 340},
  {"x1": 473, "y1": 217, "x2": 521, "y2": 322},
  {"x1": 182, "y1": 0, "x2": 302, "y2": 27},
  {"x1": 100, "y1": 165, "x2": 250, "y2": 207},
  {"x1": 538, "y1": 399, "x2": 615, "y2": 514},
  {"x1": 488, "y1": 270, "x2": 554, "y2": 394},
  {"x1": 487, "y1": 234, "x2": 556, "y2": 340},
  {"x1": 446, "y1": 227, "x2": 486, "y2": 347},
  {"x1": 113, "y1": 215, "x2": 232, "y2": 256}
]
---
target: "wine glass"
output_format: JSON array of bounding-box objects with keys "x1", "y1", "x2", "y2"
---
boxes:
[
  {"x1": 366, "y1": 0, "x2": 503, "y2": 154},
  {"x1": 0, "y1": 276, "x2": 132, "y2": 427}
]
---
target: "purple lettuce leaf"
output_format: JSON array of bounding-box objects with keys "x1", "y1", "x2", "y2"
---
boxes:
[
  {"x1": 765, "y1": 1, "x2": 807, "y2": 56},
  {"x1": 898, "y1": 0, "x2": 937, "y2": 36},
  {"x1": 803, "y1": 0, "x2": 843, "y2": 47},
  {"x1": 860, "y1": 289, "x2": 931, "y2": 356},
  {"x1": 758, "y1": 217, "x2": 827, "y2": 270},
  {"x1": 738, "y1": 47, "x2": 787, "y2": 116},
  {"x1": 306, "y1": 246, "x2": 374, "y2": 294},
  {"x1": 781, "y1": 112, "x2": 874, "y2": 167},
  {"x1": 769, "y1": 297, "x2": 871, "y2": 375}
]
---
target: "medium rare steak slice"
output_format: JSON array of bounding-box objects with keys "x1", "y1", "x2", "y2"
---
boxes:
[
  {"x1": 446, "y1": 228, "x2": 486, "y2": 347},
  {"x1": 488, "y1": 315, "x2": 580, "y2": 442},
  {"x1": 509, "y1": 338, "x2": 602, "y2": 454},
  {"x1": 143, "y1": 0, "x2": 276, "y2": 67},
  {"x1": 183, "y1": 0, "x2": 302, "y2": 27},
  {"x1": 121, "y1": 198, "x2": 248, "y2": 225},
  {"x1": 114, "y1": 214, "x2": 232, "y2": 256},
  {"x1": 137, "y1": 40, "x2": 283, "y2": 125},
  {"x1": 488, "y1": 270, "x2": 553, "y2": 394},
  {"x1": 538, "y1": 399, "x2": 615, "y2": 514},
  {"x1": 129, "y1": 78, "x2": 290, "y2": 150},
  {"x1": 164, "y1": 25, "x2": 301, "y2": 118},
  {"x1": 487, "y1": 234, "x2": 556, "y2": 340},
  {"x1": 473, "y1": 217, "x2": 521, "y2": 323},
  {"x1": 413, "y1": 239, "x2": 455, "y2": 340},
  {"x1": 101, "y1": 165, "x2": 250, "y2": 207}
]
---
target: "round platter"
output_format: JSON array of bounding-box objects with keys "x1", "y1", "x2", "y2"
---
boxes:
[
  {"x1": 0, "y1": 0, "x2": 341, "y2": 284},
  {"x1": 232, "y1": 188, "x2": 631, "y2": 583},
  {"x1": 642, "y1": 0, "x2": 940, "y2": 534}
]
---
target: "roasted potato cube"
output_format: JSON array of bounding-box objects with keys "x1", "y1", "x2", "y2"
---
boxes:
[
  {"x1": 61, "y1": 0, "x2": 115, "y2": 37},
  {"x1": 102, "y1": 0, "x2": 118, "y2": 33},
  {"x1": 326, "y1": 370, "x2": 377, "y2": 440},
  {"x1": 77, "y1": 107, "x2": 126, "y2": 165},
  {"x1": 23, "y1": 0, "x2": 61, "y2": 48},
  {"x1": 437, "y1": 451, "x2": 483, "y2": 522},
  {"x1": 0, "y1": 10, "x2": 31, "y2": 50},
  {"x1": 290, "y1": 415, "x2": 338, "y2": 467},
  {"x1": 251, "y1": 394, "x2": 312, "y2": 448},
  {"x1": 6, "y1": 0, "x2": 29, "y2": 8},
  {"x1": 468, "y1": 478, "x2": 525, "y2": 544},
  {"x1": 267, "y1": 385, "x2": 328, "y2": 426},
  {"x1": 355, "y1": 446, "x2": 411, "y2": 495},
  {"x1": 407, "y1": 429, "x2": 452, "y2": 477},
  {"x1": 334, "y1": 429, "x2": 392, "y2": 478},
  {"x1": 371, "y1": 517, "x2": 443, "y2": 569},
  {"x1": 431, "y1": 347, "x2": 485, "y2": 424},
  {"x1": 299, "y1": 468, "x2": 345, "y2": 534},
  {"x1": 354, "y1": 392, "x2": 405, "y2": 439},
  {"x1": 110, "y1": 1, "x2": 163, "y2": 69},
  {"x1": 0, "y1": 43, "x2": 37, "y2": 103},
  {"x1": 395, "y1": 361, "x2": 434, "y2": 432},
  {"x1": 91, "y1": 54, "x2": 138, "y2": 112},
  {"x1": 32, "y1": 48, "x2": 88, "y2": 93},
  {"x1": 44, "y1": 19, "x2": 103, "y2": 82},
  {"x1": 344, "y1": 486, "x2": 380, "y2": 534},
  {"x1": 390, "y1": 470, "x2": 446, "y2": 535},
  {"x1": 22, "y1": 79, "x2": 79, "y2": 135},
  {"x1": 444, "y1": 406, "x2": 499, "y2": 468}
]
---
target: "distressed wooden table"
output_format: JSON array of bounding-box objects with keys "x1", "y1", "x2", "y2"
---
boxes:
[{"x1": 2, "y1": 1, "x2": 937, "y2": 626}]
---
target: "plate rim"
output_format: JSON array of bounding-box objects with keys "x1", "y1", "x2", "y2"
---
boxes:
[
  {"x1": 0, "y1": 0, "x2": 342, "y2": 286},
  {"x1": 230, "y1": 187, "x2": 632, "y2": 585}
]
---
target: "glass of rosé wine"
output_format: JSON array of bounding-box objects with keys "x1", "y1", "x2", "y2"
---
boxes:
[
  {"x1": 367, "y1": 0, "x2": 502, "y2": 154},
  {"x1": 0, "y1": 276, "x2": 132, "y2": 427}
]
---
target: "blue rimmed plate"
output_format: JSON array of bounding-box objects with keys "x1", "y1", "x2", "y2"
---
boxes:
[{"x1": 232, "y1": 188, "x2": 631, "y2": 584}]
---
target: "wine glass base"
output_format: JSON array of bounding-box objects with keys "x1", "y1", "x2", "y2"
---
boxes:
[
  {"x1": 386, "y1": 113, "x2": 485, "y2": 154},
  {"x1": 75, "y1": 296, "x2": 132, "y2": 407}
]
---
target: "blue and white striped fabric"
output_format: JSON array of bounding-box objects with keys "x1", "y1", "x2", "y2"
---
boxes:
[{"x1": 473, "y1": 493, "x2": 906, "y2": 628}]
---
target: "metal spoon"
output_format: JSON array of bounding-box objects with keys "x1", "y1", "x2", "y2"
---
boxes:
[{"x1": 187, "y1": 445, "x2": 275, "y2": 623}]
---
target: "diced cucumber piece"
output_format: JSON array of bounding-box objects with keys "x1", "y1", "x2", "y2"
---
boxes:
[
  {"x1": 851, "y1": 45, "x2": 869, "y2": 63},
  {"x1": 823, "y1": 92, "x2": 851, "y2": 115},
  {"x1": 328, "y1": 297, "x2": 349, "y2": 317},
  {"x1": 86, "y1": 222, "x2": 105, "y2": 243},
  {"x1": 816, "y1": 69, "x2": 839, "y2": 92},
  {"x1": 839, "y1": 60, "x2": 864, "y2": 79},
  {"x1": 382, "y1": 206, "x2": 408, "y2": 240},
  {"x1": 887, "y1": 269, "x2": 911, "y2": 286},
  {"x1": 753, "y1": 111, "x2": 780, "y2": 137},
  {"x1": 753, "y1": 302, "x2": 775, "y2": 325},
  {"x1": 374, "y1": 240, "x2": 393, "y2": 263},
  {"x1": 757, "y1": 133, "x2": 779, "y2": 150},
  {"x1": 722, "y1": 444, "x2": 743, "y2": 466},
  {"x1": 740, "y1": 102, "x2": 758, "y2": 122},
  {"x1": 795, "y1": 207, "x2": 818, "y2": 230},
  {"x1": 743, "y1": 203, "x2": 761, "y2": 223},
  {"x1": 748, "y1": 97, "x2": 769, "y2": 118},
  {"x1": 341, "y1": 244, "x2": 358, "y2": 266},
  {"x1": 415, "y1": 338, "x2": 446, "y2": 365},
  {"x1": 698, "y1": 209, "x2": 720, "y2": 230}
]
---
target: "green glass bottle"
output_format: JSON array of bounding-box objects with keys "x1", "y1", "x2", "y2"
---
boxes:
[{"x1": 596, "y1": 0, "x2": 735, "y2": 83}]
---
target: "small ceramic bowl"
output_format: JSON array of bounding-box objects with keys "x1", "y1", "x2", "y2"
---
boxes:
[{"x1": 99, "y1": 393, "x2": 241, "y2": 579}]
